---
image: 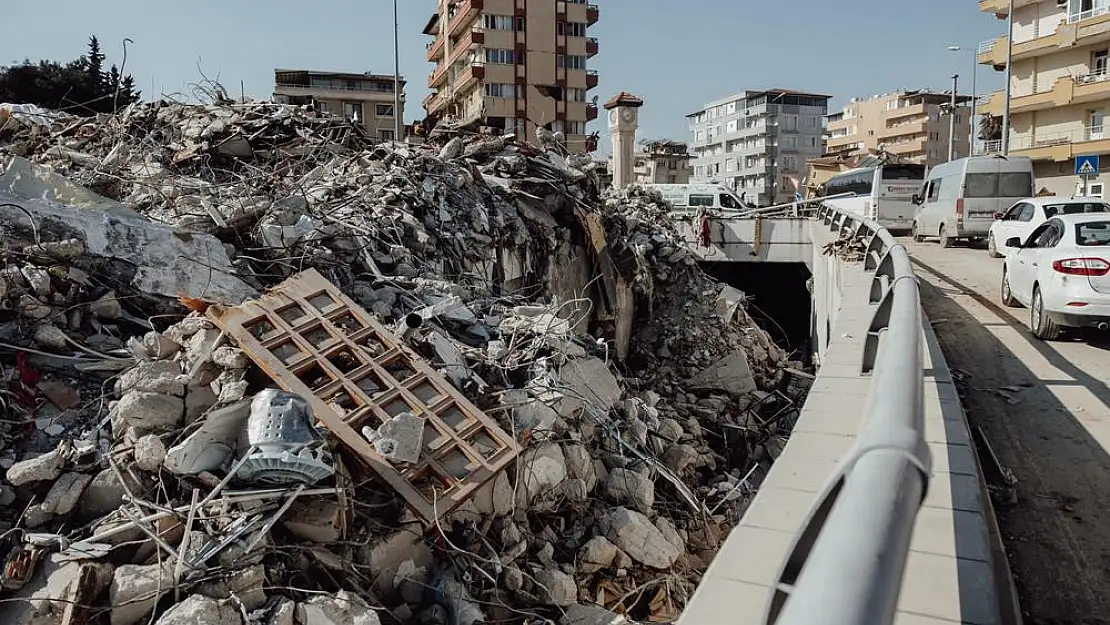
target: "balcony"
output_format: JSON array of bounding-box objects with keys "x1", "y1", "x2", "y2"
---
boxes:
[
  {"x1": 1006, "y1": 123, "x2": 1110, "y2": 162},
  {"x1": 587, "y1": 4, "x2": 599, "y2": 25},
  {"x1": 427, "y1": 37, "x2": 444, "y2": 63},
  {"x1": 586, "y1": 69, "x2": 599, "y2": 90},
  {"x1": 881, "y1": 120, "x2": 927, "y2": 139},
  {"x1": 978, "y1": 0, "x2": 1036, "y2": 18},
  {"x1": 428, "y1": 62, "x2": 450, "y2": 89},
  {"x1": 977, "y1": 37, "x2": 1006, "y2": 67},
  {"x1": 586, "y1": 37, "x2": 599, "y2": 57},
  {"x1": 586, "y1": 103, "x2": 598, "y2": 121},
  {"x1": 447, "y1": 0, "x2": 483, "y2": 38},
  {"x1": 979, "y1": 13, "x2": 1110, "y2": 69},
  {"x1": 885, "y1": 137, "x2": 927, "y2": 155},
  {"x1": 452, "y1": 62, "x2": 486, "y2": 93},
  {"x1": 886, "y1": 103, "x2": 927, "y2": 121},
  {"x1": 981, "y1": 71, "x2": 1110, "y2": 117}
]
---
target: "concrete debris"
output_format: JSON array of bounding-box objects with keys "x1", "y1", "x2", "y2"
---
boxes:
[
  {"x1": 0, "y1": 100, "x2": 813, "y2": 625},
  {"x1": 154, "y1": 594, "x2": 243, "y2": 625},
  {"x1": 601, "y1": 507, "x2": 683, "y2": 570}
]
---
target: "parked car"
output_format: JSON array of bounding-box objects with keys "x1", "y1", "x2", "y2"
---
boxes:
[
  {"x1": 912, "y1": 155, "x2": 1035, "y2": 248},
  {"x1": 1000, "y1": 214, "x2": 1110, "y2": 339},
  {"x1": 987, "y1": 198, "x2": 1110, "y2": 258}
]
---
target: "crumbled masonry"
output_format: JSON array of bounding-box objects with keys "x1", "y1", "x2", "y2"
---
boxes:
[{"x1": 0, "y1": 99, "x2": 813, "y2": 625}]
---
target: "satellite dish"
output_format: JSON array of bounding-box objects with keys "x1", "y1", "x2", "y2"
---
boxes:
[{"x1": 591, "y1": 95, "x2": 599, "y2": 106}]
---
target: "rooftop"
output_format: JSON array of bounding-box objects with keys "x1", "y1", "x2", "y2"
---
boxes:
[{"x1": 274, "y1": 69, "x2": 406, "y2": 86}]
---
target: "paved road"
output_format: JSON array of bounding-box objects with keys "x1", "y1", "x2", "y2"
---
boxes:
[{"x1": 906, "y1": 238, "x2": 1110, "y2": 625}]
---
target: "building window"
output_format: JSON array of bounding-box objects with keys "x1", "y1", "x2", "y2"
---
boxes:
[
  {"x1": 783, "y1": 155, "x2": 798, "y2": 170},
  {"x1": 379, "y1": 130, "x2": 394, "y2": 141},
  {"x1": 485, "y1": 83, "x2": 522, "y2": 98},
  {"x1": 808, "y1": 137, "x2": 818, "y2": 148},
  {"x1": 566, "y1": 121, "x2": 587, "y2": 134},
  {"x1": 726, "y1": 120, "x2": 738, "y2": 134},
  {"x1": 486, "y1": 48, "x2": 517, "y2": 64},
  {"x1": 567, "y1": 87, "x2": 587, "y2": 102},
  {"x1": 556, "y1": 54, "x2": 587, "y2": 69},
  {"x1": 782, "y1": 135, "x2": 798, "y2": 148},
  {"x1": 315, "y1": 101, "x2": 331, "y2": 114},
  {"x1": 376, "y1": 104, "x2": 394, "y2": 117},
  {"x1": 343, "y1": 102, "x2": 363, "y2": 121},
  {"x1": 783, "y1": 115, "x2": 798, "y2": 131},
  {"x1": 483, "y1": 14, "x2": 521, "y2": 30},
  {"x1": 558, "y1": 22, "x2": 588, "y2": 37}
]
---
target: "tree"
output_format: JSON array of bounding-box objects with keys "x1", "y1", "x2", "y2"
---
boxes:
[
  {"x1": 0, "y1": 35, "x2": 140, "y2": 114},
  {"x1": 979, "y1": 113, "x2": 1003, "y2": 142}
]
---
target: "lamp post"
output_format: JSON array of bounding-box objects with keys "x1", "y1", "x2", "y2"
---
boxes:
[
  {"x1": 1002, "y1": 0, "x2": 1015, "y2": 154},
  {"x1": 392, "y1": 0, "x2": 402, "y2": 142},
  {"x1": 948, "y1": 45, "x2": 977, "y2": 156},
  {"x1": 948, "y1": 74, "x2": 959, "y2": 162}
]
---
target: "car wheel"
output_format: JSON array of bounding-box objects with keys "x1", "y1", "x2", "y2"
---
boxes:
[
  {"x1": 988, "y1": 233, "x2": 1003, "y2": 258},
  {"x1": 912, "y1": 222, "x2": 925, "y2": 243},
  {"x1": 939, "y1": 225, "x2": 952, "y2": 249},
  {"x1": 1031, "y1": 286, "x2": 1061, "y2": 340},
  {"x1": 1001, "y1": 268, "x2": 1019, "y2": 307}
]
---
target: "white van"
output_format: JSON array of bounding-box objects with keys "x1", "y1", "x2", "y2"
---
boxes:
[
  {"x1": 641, "y1": 183, "x2": 749, "y2": 213},
  {"x1": 912, "y1": 155, "x2": 1035, "y2": 248}
]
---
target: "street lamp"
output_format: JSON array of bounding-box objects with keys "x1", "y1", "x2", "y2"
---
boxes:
[
  {"x1": 392, "y1": 0, "x2": 402, "y2": 142},
  {"x1": 1002, "y1": 0, "x2": 1015, "y2": 154},
  {"x1": 948, "y1": 45, "x2": 977, "y2": 156}
]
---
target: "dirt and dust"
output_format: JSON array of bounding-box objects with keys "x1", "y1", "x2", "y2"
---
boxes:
[{"x1": 909, "y1": 240, "x2": 1110, "y2": 625}]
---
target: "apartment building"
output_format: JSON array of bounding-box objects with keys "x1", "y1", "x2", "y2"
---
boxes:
[
  {"x1": 687, "y1": 89, "x2": 831, "y2": 206},
  {"x1": 978, "y1": 0, "x2": 1110, "y2": 196},
  {"x1": 623, "y1": 139, "x2": 693, "y2": 184},
  {"x1": 825, "y1": 91, "x2": 972, "y2": 167},
  {"x1": 273, "y1": 69, "x2": 404, "y2": 141},
  {"x1": 421, "y1": 0, "x2": 600, "y2": 153}
]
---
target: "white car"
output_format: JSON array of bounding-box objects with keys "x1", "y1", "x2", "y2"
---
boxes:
[
  {"x1": 1001, "y1": 214, "x2": 1110, "y2": 340},
  {"x1": 987, "y1": 197, "x2": 1110, "y2": 258}
]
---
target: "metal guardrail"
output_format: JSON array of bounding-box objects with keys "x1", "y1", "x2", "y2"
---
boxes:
[{"x1": 763, "y1": 203, "x2": 932, "y2": 625}]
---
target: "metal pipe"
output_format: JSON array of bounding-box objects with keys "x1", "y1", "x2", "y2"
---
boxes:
[
  {"x1": 970, "y1": 49, "x2": 978, "y2": 156},
  {"x1": 393, "y1": 0, "x2": 402, "y2": 142},
  {"x1": 948, "y1": 74, "x2": 959, "y2": 163},
  {"x1": 1002, "y1": 0, "x2": 1015, "y2": 155}
]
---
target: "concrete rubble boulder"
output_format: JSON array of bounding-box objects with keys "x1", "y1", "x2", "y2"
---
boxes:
[{"x1": 0, "y1": 99, "x2": 812, "y2": 625}]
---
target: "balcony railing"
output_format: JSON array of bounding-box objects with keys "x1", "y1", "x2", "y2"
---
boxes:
[
  {"x1": 977, "y1": 39, "x2": 996, "y2": 55},
  {"x1": 1009, "y1": 123, "x2": 1110, "y2": 152},
  {"x1": 1069, "y1": 4, "x2": 1110, "y2": 24},
  {"x1": 587, "y1": 3, "x2": 599, "y2": 25}
]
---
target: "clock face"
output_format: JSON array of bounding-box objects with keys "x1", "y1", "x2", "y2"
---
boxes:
[
  {"x1": 621, "y1": 108, "x2": 636, "y2": 122},
  {"x1": 609, "y1": 110, "x2": 618, "y2": 125}
]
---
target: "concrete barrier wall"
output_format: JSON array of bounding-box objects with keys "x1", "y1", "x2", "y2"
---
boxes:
[{"x1": 679, "y1": 219, "x2": 1003, "y2": 625}]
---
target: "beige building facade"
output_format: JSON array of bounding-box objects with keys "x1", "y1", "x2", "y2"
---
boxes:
[
  {"x1": 627, "y1": 140, "x2": 692, "y2": 184},
  {"x1": 273, "y1": 70, "x2": 404, "y2": 141},
  {"x1": 978, "y1": 0, "x2": 1110, "y2": 196},
  {"x1": 422, "y1": 0, "x2": 600, "y2": 153},
  {"x1": 825, "y1": 91, "x2": 971, "y2": 167}
]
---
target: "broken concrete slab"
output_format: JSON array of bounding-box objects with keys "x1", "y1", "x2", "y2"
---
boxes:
[
  {"x1": 283, "y1": 499, "x2": 343, "y2": 543},
  {"x1": 295, "y1": 590, "x2": 382, "y2": 625},
  {"x1": 163, "y1": 399, "x2": 250, "y2": 475},
  {"x1": 109, "y1": 562, "x2": 174, "y2": 625},
  {"x1": 117, "y1": 360, "x2": 185, "y2": 397},
  {"x1": 600, "y1": 508, "x2": 681, "y2": 570},
  {"x1": 113, "y1": 390, "x2": 183, "y2": 433},
  {"x1": 6, "y1": 447, "x2": 66, "y2": 486},
  {"x1": 153, "y1": 594, "x2": 243, "y2": 625},
  {"x1": 133, "y1": 435, "x2": 167, "y2": 473},
  {"x1": 0, "y1": 188, "x2": 257, "y2": 305},
  {"x1": 515, "y1": 443, "x2": 567, "y2": 507},
  {"x1": 196, "y1": 564, "x2": 266, "y2": 610},
  {"x1": 561, "y1": 604, "x2": 627, "y2": 625},
  {"x1": 577, "y1": 536, "x2": 619, "y2": 574},
  {"x1": 371, "y1": 411, "x2": 424, "y2": 464},
  {"x1": 602, "y1": 467, "x2": 655, "y2": 514},
  {"x1": 40, "y1": 471, "x2": 93, "y2": 516},
  {"x1": 537, "y1": 568, "x2": 578, "y2": 607},
  {"x1": 555, "y1": 357, "x2": 622, "y2": 417},
  {"x1": 472, "y1": 470, "x2": 513, "y2": 517},
  {"x1": 687, "y1": 350, "x2": 757, "y2": 396}
]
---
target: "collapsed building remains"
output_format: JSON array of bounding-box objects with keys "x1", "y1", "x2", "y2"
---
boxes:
[{"x1": 0, "y1": 99, "x2": 812, "y2": 625}]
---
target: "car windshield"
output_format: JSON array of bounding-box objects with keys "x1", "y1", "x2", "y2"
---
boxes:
[
  {"x1": 1076, "y1": 221, "x2": 1110, "y2": 247},
  {"x1": 1044, "y1": 202, "x2": 1110, "y2": 217}
]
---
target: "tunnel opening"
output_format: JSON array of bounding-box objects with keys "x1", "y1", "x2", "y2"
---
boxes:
[{"x1": 699, "y1": 261, "x2": 813, "y2": 365}]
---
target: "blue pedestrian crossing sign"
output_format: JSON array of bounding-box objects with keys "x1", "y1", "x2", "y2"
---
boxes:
[{"x1": 1076, "y1": 154, "x2": 1100, "y2": 176}]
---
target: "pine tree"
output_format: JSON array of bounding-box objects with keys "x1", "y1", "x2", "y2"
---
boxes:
[{"x1": 86, "y1": 36, "x2": 104, "y2": 87}]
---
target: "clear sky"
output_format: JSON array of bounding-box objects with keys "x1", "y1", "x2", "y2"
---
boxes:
[{"x1": 3, "y1": 0, "x2": 1004, "y2": 147}]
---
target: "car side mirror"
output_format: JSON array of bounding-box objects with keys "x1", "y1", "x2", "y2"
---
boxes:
[
  {"x1": 1005, "y1": 237, "x2": 1022, "y2": 248},
  {"x1": 993, "y1": 212, "x2": 1004, "y2": 220},
  {"x1": 911, "y1": 194, "x2": 922, "y2": 205}
]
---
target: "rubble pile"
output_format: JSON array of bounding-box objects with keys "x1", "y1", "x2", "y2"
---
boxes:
[
  {"x1": 0, "y1": 100, "x2": 812, "y2": 625},
  {"x1": 822, "y1": 231, "x2": 867, "y2": 262}
]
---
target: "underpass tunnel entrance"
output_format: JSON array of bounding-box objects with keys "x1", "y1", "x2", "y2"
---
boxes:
[{"x1": 700, "y1": 261, "x2": 813, "y2": 364}]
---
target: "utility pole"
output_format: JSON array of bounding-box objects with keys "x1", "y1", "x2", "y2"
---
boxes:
[
  {"x1": 393, "y1": 0, "x2": 402, "y2": 142},
  {"x1": 970, "y1": 50, "x2": 977, "y2": 155},
  {"x1": 948, "y1": 74, "x2": 959, "y2": 163},
  {"x1": 1001, "y1": 0, "x2": 1014, "y2": 154}
]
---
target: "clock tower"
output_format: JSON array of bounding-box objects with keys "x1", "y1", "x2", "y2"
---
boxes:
[{"x1": 604, "y1": 92, "x2": 644, "y2": 189}]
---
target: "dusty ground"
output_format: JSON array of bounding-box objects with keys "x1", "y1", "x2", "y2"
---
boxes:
[{"x1": 907, "y1": 238, "x2": 1110, "y2": 625}]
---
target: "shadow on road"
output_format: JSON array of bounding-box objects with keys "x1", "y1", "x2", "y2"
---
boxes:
[{"x1": 912, "y1": 256, "x2": 1110, "y2": 625}]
